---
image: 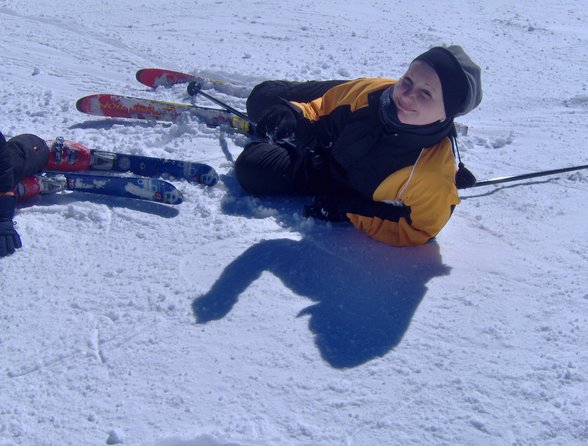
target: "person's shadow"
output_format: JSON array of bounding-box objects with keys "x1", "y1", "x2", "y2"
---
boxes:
[{"x1": 192, "y1": 230, "x2": 450, "y2": 369}]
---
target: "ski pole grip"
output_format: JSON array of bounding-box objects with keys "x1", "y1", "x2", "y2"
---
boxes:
[{"x1": 187, "y1": 81, "x2": 203, "y2": 97}]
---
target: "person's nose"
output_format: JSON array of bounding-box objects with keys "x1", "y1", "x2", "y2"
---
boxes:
[{"x1": 401, "y1": 86, "x2": 416, "y2": 103}]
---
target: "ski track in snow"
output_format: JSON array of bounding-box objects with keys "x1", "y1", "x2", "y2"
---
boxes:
[{"x1": 1, "y1": 1, "x2": 587, "y2": 445}]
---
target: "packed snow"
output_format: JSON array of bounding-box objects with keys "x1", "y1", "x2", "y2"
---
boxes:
[{"x1": 1, "y1": 1, "x2": 587, "y2": 445}]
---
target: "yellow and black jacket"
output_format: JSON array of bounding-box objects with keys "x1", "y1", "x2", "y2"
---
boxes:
[{"x1": 291, "y1": 78, "x2": 460, "y2": 246}]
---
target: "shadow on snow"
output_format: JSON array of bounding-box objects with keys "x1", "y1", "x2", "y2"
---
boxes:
[{"x1": 192, "y1": 178, "x2": 450, "y2": 369}]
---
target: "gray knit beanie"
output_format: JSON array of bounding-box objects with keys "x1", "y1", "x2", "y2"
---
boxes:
[
  {"x1": 414, "y1": 45, "x2": 483, "y2": 118},
  {"x1": 445, "y1": 45, "x2": 483, "y2": 116}
]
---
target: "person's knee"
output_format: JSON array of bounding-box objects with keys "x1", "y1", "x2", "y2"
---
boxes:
[
  {"x1": 7, "y1": 134, "x2": 50, "y2": 182},
  {"x1": 8, "y1": 134, "x2": 49, "y2": 156},
  {"x1": 234, "y1": 142, "x2": 264, "y2": 193}
]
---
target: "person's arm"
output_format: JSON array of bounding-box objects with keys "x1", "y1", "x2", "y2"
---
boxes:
[
  {"x1": 254, "y1": 78, "x2": 396, "y2": 149},
  {"x1": 349, "y1": 141, "x2": 460, "y2": 246},
  {"x1": 290, "y1": 78, "x2": 395, "y2": 149},
  {"x1": 0, "y1": 133, "x2": 22, "y2": 257},
  {"x1": 306, "y1": 140, "x2": 461, "y2": 247},
  {"x1": 0, "y1": 132, "x2": 15, "y2": 194}
]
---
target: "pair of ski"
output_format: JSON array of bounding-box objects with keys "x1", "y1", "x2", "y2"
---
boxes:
[
  {"x1": 76, "y1": 68, "x2": 253, "y2": 134},
  {"x1": 15, "y1": 137, "x2": 219, "y2": 205},
  {"x1": 20, "y1": 69, "x2": 242, "y2": 206},
  {"x1": 48, "y1": 68, "x2": 249, "y2": 205}
]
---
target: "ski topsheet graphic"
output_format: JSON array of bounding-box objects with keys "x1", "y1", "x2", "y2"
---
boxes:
[
  {"x1": 45, "y1": 138, "x2": 218, "y2": 186},
  {"x1": 136, "y1": 68, "x2": 200, "y2": 88},
  {"x1": 76, "y1": 94, "x2": 251, "y2": 133},
  {"x1": 15, "y1": 172, "x2": 183, "y2": 205},
  {"x1": 135, "y1": 68, "x2": 252, "y2": 97}
]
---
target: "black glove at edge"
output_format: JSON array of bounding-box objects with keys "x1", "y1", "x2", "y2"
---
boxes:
[
  {"x1": 0, "y1": 195, "x2": 22, "y2": 258},
  {"x1": 303, "y1": 195, "x2": 350, "y2": 223},
  {"x1": 303, "y1": 193, "x2": 412, "y2": 224}
]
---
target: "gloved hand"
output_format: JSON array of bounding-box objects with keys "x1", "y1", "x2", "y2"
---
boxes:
[
  {"x1": 255, "y1": 104, "x2": 298, "y2": 143},
  {"x1": 303, "y1": 194, "x2": 350, "y2": 223},
  {"x1": 0, "y1": 195, "x2": 22, "y2": 257},
  {"x1": 304, "y1": 192, "x2": 412, "y2": 224}
]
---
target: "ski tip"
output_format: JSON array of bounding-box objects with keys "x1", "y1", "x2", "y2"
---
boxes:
[
  {"x1": 135, "y1": 68, "x2": 154, "y2": 87},
  {"x1": 75, "y1": 96, "x2": 87, "y2": 112},
  {"x1": 164, "y1": 191, "x2": 183, "y2": 205},
  {"x1": 184, "y1": 164, "x2": 219, "y2": 187},
  {"x1": 136, "y1": 68, "x2": 198, "y2": 89},
  {"x1": 75, "y1": 95, "x2": 99, "y2": 113},
  {"x1": 205, "y1": 175, "x2": 219, "y2": 187},
  {"x1": 194, "y1": 174, "x2": 218, "y2": 187},
  {"x1": 152, "y1": 179, "x2": 184, "y2": 205},
  {"x1": 136, "y1": 68, "x2": 165, "y2": 88}
]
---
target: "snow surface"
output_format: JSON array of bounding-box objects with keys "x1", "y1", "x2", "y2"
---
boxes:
[{"x1": 1, "y1": 1, "x2": 587, "y2": 445}]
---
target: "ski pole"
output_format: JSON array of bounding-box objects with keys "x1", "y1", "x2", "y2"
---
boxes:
[
  {"x1": 469, "y1": 164, "x2": 588, "y2": 188},
  {"x1": 187, "y1": 81, "x2": 256, "y2": 130},
  {"x1": 187, "y1": 81, "x2": 298, "y2": 147}
]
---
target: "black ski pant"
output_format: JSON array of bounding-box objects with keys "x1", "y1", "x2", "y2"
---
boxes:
[
  {"x1": 235, "y1": 79, "x2": 348, "y2": 195},
  {"x1": 0, "y1": 133, "x2": 49, "y2": 193}
]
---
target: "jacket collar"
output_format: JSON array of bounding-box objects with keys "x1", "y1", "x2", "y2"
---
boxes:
[{"x1": 372, "y1": 86, "x2": 453, "y2": 148}]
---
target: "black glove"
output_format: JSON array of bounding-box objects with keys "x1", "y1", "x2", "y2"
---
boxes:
[
  {"x1": 0, "y1": 195, "x2": 22, "y2": 257},
  {"x1": 255, "y1": 104, "x2": 298, "y2": 143},
  {"x1": 304, "y1": 192, "x2": 413, "y2": 224},
  {"x1": 303, "y1": 194, "x2": 350, "y2": 223}
]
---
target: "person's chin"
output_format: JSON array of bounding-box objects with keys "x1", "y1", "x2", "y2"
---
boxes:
[{"x1": 397, "y1": 111, "x2": 414, "y2": 125}]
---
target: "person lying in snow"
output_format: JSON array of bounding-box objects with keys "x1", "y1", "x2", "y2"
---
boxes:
[
  {"x1": 235, "y1": 45, "x2": 483, "y2": 247},
  {"x1": 0, "y1": 132, "x2": 49, "y2": 258}
]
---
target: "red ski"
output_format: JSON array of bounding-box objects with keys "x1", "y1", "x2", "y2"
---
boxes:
[
  {"x1": 76, "y1": 93, "x2": 194, "y2": 121},
  {"x1": 76, "y1": 93, "x2": 251, "y2": 133},
  {"x1": 135, "y1": 68, "x2": 251, "y2": 98}
]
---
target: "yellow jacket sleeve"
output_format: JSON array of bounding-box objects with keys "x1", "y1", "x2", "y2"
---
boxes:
[{"x1": 292, "y1": 78, "x2": 396, "y2": 120}]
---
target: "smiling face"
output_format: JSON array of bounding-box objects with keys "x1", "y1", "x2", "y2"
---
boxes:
[{"x1": 392, "y1": 60, "x2": 446, "y2": 126}]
